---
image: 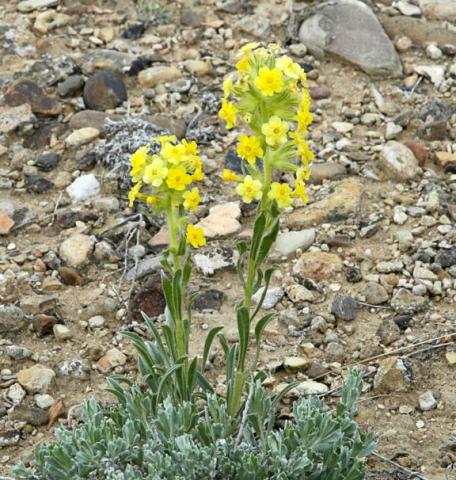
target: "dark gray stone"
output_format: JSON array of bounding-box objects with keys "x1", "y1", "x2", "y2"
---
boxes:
[
  {"x1": 36, "y1": 152, "x2": 60, "y2": 172},
  {"x1": 331, "y1": 295, "x2": 358, "y2": 321},
  {"x1": 58, "y1": 75, "x2": 84, "y2": 97}
]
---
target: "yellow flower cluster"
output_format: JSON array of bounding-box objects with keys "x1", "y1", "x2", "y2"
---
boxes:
[
  {"x1": 128, "y1": 136, "x2": 206, "y2": 248},
  {"x1": 219, "y1": 43, "x2": 314, "y2": 210}
]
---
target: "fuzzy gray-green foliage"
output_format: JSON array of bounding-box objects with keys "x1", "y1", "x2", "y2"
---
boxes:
[{"x1": 13, "y1": 371, "x2": 375, "y2": 480}]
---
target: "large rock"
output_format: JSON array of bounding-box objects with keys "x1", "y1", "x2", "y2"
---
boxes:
[
  {"x1": 374, "y1": 356, "x2": 413, "y2": 393},
  {"x1": 0, "y1": 305, "x2": 26, "y2": 336},
  {"x1": 17, "y1": 0, "x2": 59, "y2": 12},
  {"x1": 59, "y1": 233, "x2": 94, "y2": 267},
  {"x1": 273, "y1": 229, "x2": 315, "y2": 257},
  {"x1": 299, "y1": 0, "x2": 402, "y2": 77},
  {"x1": 286, "y1": 178, "x2": 363, "y2": 228},
  {"x1": 379, "y1": 142, "x2": 420, "y2": 181},
  {"x1": 66, "y1": 174, "x2": 100, "y2": 202},
  {"x1": 83, "y1": 71, "x2": 127, "y2": 111},
  {"x1": 138, "y1": 66, "x2": 181, "y2": 88},
  {"x1": 4, "y1": 79, "x2": 61, "y2": 116},
  {"x1": 82, "y1": 50, "x2": 135, "y2": 75},
  {"x1": 293, "y1": 252, "x2": 343, "y2": 280},
  {"x1": 381, "y1": 14, "x2": 456, "y2": 49},
  {"x1": 419, "y1": 0, "x2": 456, "y2": 19},
  {"x1": 0, "y1": 104, "x2": 36, "y2": 133},
  {"x1": 17, "y1": 365, "x2": 56, "y2": 393},
  {"x1": 196, "y1": 202, "x2": 241, "y2": 239}
]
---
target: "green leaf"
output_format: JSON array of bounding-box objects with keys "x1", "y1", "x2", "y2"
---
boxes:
[
  {"x1": 156, "y1": 364, "x2": 182, "y2": 403},
  {"x1": 250, "y1": 212, "x2": 266, "y2": 261},
  {"x1": 161, "y1": 271, "x2": 176, "y2": 321},
  {"x1": 201, "y1": 326, "x2": 224, "y2": 373},
  {"x1": 256, "y1": 218, "x2": 280, "y2": 266},
  {"x1": 254, "y1": 313, "x2": 275, "y2": 345},
  {"x1": 236, "y1": 306, "x2": 250, "y2": 371}
]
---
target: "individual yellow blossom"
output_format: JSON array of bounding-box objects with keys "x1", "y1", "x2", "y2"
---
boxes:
[
  {"x1": 219, "y1": 100, "x2": 237, "y2": 129},
  {"x1": 276, "y1": 55, "x2": 304, "y2": 80},
  {"x1": 154, "y1": 135, "x2": 177, "y2": 147},
  {"x1": 192, "y1": 168, "x2": 204, "y2": 181},
  {"x1": 182, "y1": 139, "x2": 199, "y2": 156},
  {"x1": 186, "y1": 224, "x2": 206, "y2": 248},
  {"x1": 183, "y1": 187, "x2": 201, "y2": 212},
  {"x1": 261, "y1": 116, "x2": 289, "y2": 147},
  {"x1": 297, "y1": 109, "x2": 313, "y2": 134},
  {"x1": 294, "y1": 180, "x2": 308, "y2": 204},
  {"x1": 128, "y1": 181, "x2": 142, "y2": 207},
  {"x1": 146, "y1": 195, "x2": 157, "y2": 205},
  {"x1": 268, "y1": 182, "x2": 293, "y2": 209},
  {"x1": 296, "y1": 166, "x2": 311, "y2": 182},
  {"x1": 223, "y1": 169, "x2": 241, "y2": 182},
  {"x1": 236, "y1": 175, "x2": 262, "y2": 203},
  {"x1": 143, "y1": 156, "x2": 168, "y2": 187},
  {"x1": 294, "y1": 137, "x2": 314, "y2": 165},
  {"x1": 130, "y1": 146, "x2": 149, "y2": 182},
  {"x1": 254, "y1": 67, "x2": 284, "y2": 96},
  {"x1": 236, "y1": 56, "x2": 251, "y2": 73},
  {"x1": 161, "y1": 142, "x2": 187, "y2": 165},
  {"x1": 166, "y1": 167, "x2": 192, "y2": 191},
  {"x1": 238, "y1": 42, "x2": 260, "y2": 57},
  {"x1": 236, "y1": 134, "x2": 264, "y2": 165},
  {"x1": 223, "y1": 74, "x2": 234, "y2": 98},
  {"x1": 298, "y1": 91, "x2": 311, "y2": 113}
]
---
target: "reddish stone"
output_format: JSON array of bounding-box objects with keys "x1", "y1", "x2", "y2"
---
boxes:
[
  {"x1": 402, "y1": 139, "x2": 428, "y2": 167},
  {"x1": 310, "y1": 86, "x2": 331, "y2": 100},
  {"x1": 0, "y1": 212, "x2": 14, "y2": 235},
  {"x1": 128, "y1": 273, "x2": 166, "y2": 322},
  {"x1": 4, "y1": 78, "x2": 61, "y2": 116}
]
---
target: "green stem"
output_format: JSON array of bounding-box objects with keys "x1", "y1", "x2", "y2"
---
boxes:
[
  {"x1": 260, "y1": 152, "x2": 272, "y2": 212},
  {"x1": 166, "y1": 204, "x2": 185, "y2": 358}
]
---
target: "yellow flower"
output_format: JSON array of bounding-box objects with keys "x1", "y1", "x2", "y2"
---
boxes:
[
  {"x1": 236, "y1": 56, "x2": 251, "y2": 73},
  {"x1": 186, "y1": 224, "x2": 206, "y2": 248},
  {"x1": 276, "y1": 55, "x2": 304, "y2": 80},
  {"x1": 293, "y1": 136, "x2": 314, "y2": 165},
  {"x1": 268, "y1": 182, "x2": 293, "y2": 209},
  {"x1": 297, "y1": 109, "x2": 313, "y2": 134},
  {"x1": 236, "y1": 134, "x2": 263, "y2": 165},
  {"x1": 261, "y1": 116, "x2": 289, "y2": 147},
  {"x1": 267, "y1": 43, "x2": 281, "y2": 53},
  {"x1": 296, "y1": 166, "x2": 311, "y2": 182},
  {"x1": 128, "y1": 181, "x2": 142, "y2": 207},
  {"x1": 154, "y1": 135, "x2": 177, "y2": 147},
  {"x1": 183, "y1": 187, "x2": 201, "y2": 212},
  {"x1": 161, "y1": 143, "x2": 187, "y2": 165},
  {"x1": 238, "y1": 42, "x2": 260, "y2": 57},
  {"x1": 236, "y1": 175, "x2": 262, "y2": 203},
  {"x1": 223, "y1": 74, "x2": 234, "y2": 98},
  {"x1": 167, "y1": 167, "x2": 192, "y2": 191},
  {"x1": 294, "y1": 180, "x2": 308, "y2": 204},
  {"x1": 143, "y1": 156, "x2": 168, "y2": 187},
  {"x1": 146, "y1": 195, "x2": 157, "y2": 205},
  {"x1": 130, "y1": 146, "x2": 149, "y2": 182},
  {"x1": 219, "y1": 100, "x2": 237, "y2": 129},
  {"x1": 254, "y1": 67, "x2": 284, "y2": 96},
  {"x1": 182, "y1": 139, "x2": 199, "y2": 156},
  {"x1": 223, "y1": 169, "x2": 241, "y2": 182}
]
